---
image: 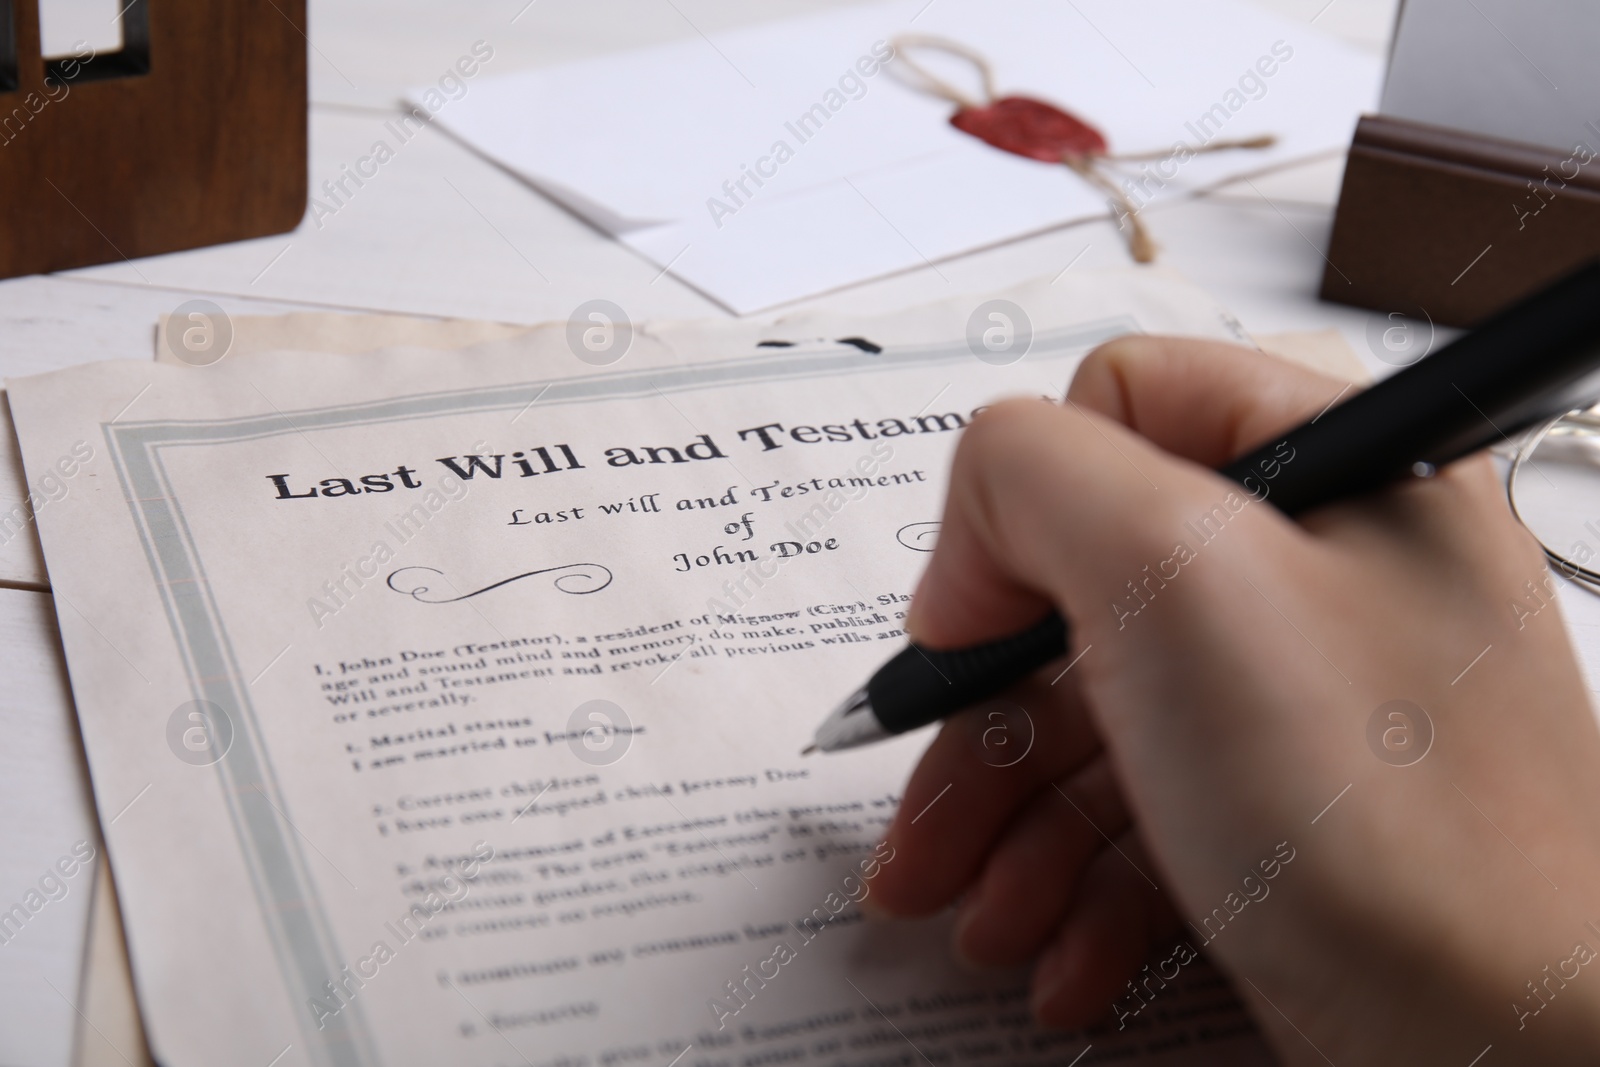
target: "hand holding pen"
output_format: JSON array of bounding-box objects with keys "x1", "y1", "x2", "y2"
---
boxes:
[{"x1": 844, "y1": 279, "x2": 1600, "y2": 1059}]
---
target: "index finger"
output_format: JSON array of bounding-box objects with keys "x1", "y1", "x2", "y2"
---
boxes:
[{"x1": 867, "y1": 674, "x2": 1103, "y2": 918}]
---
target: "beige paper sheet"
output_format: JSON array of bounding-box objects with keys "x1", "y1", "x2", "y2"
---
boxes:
[
  {"x1": 152, "y1": 283, "x2": 1368, "y2": 387},
  {"x1": 0, "y1": 395, "x2": 51, "y2": 590},
  {"x1": 75, "y1": 858, "x2": 156, "y2": 1067}
]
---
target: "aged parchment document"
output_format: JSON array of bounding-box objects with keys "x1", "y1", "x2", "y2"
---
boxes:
[{"x1": 10, "y1": 274, "x2": 1277, "y2": 1066}]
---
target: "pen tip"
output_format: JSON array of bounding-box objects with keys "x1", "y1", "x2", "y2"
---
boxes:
[{"x1": 800, "y1": 744, "x2": 817, "y2": 756}]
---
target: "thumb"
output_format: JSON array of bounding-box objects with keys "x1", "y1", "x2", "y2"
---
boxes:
[
  {"x1": 905, "y1": 339, "x2": 1348, "y2": 650},
  {"x1": 1067, "y1": 334, "x2": 1351, "y2": 465}
]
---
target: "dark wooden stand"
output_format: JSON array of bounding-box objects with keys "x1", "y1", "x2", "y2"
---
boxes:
[
  {"x1": 0, "y1": 0, "x2": 307, "y2": 279},
  {"x1": 1322, "y1": 114, "x2": 1600, "y2": 328}
]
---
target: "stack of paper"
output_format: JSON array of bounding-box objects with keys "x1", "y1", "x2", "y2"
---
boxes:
[{"x1": 6, "y1": 270, "x2": 1304, "y2": 1065}]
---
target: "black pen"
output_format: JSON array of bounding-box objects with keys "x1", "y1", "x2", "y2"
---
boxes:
[{"x1": 806, "y1": 260, "x2": 1600, "y2": 754}]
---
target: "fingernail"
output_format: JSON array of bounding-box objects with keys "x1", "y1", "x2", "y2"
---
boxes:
[
  {"x1": 1030, "y1": 980, "x2": 1066, "y2": 1022},
  {"x1": 902, "y1": 604, "x2": 928, "y2": 643},
  {"x1": 951, "y1": 894, "x2": 986, "y2": 967},
  {"x1": 903, "y1": 576, "x2": 936, "y2": 641},
  {"x1": 859, "y1": 890, "x2": 896, "y2": 919},
  {"x1": 860, "y1": 848, "x2": 900, "y2": 920},
  {"x1": 1030, "y1": 944, "x2": 1070, "y2": 1020}
]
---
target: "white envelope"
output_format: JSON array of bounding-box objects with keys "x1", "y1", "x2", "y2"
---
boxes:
[{"x1": 417, "y1": 0, "x2": 1381, "y2": 312}]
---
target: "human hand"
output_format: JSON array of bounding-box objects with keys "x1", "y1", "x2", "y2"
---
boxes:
[{"x1": 867, "y1": 335, "x2": 1600, "y2": 1064}]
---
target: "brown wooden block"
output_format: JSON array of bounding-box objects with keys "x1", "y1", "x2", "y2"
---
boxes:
[
  {"x1": 0, "y1": 0, "x2": 307, "y2": 279},
  {"x1": 1322, "y1": 114, "x2": 1600, "y2": 328}
]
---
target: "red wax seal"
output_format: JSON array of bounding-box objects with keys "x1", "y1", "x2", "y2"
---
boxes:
[{"x1": 950, "y1": 96, "x2": 1107, "y2": 162}]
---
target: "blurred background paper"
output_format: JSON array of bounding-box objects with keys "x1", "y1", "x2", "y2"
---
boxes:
[
  {"x1": 417, "y1": 0, "x2": 1382, "y2": 312},
  {"x1": 1381, "y1": 0, "x2": 1600, "y2": 153}
]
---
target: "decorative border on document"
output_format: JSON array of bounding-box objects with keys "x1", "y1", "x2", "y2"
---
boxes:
[{"x1": 101, "y1": 319, "x2": 1133, "y2": 1066}]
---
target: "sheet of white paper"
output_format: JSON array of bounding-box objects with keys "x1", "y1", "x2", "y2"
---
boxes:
[
  {"x1": 0, "y1": 587, "x2": 102, "y2": 1067},
  {"x1": 9, "y1": 273, "x2": 1276, "y2": 1066},
  {"x1": 418, "y1": 0, "x2": 1381, "y2": 312},
  {"x1": 1380, "y1": 0, "x2": 1600, "y2": 154}
]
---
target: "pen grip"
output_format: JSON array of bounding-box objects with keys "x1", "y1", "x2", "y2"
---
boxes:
[{"x1": 868, "y1": 611, "x2": 1070, "y2": 735}]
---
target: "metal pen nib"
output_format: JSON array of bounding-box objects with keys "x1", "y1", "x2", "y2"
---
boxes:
[{"x1": 802, "y1": 686, "x2": 889, "y2": 754}]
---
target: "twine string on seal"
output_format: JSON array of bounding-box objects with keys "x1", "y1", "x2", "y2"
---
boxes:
[
  {"x1": 1063, "y1": 155, "x2": 1157, "y2": 262},
  {"x1": 892, "y1": 33, "x2": 999, "y2": 111},
  {"x1": 890, "y1": 34, "x2": 1278, "y2": 263}
]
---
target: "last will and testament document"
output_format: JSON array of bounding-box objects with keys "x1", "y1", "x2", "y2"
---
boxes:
[{"x1": 7, "y1": 273, "x2": 1278, "y2": 1066}]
